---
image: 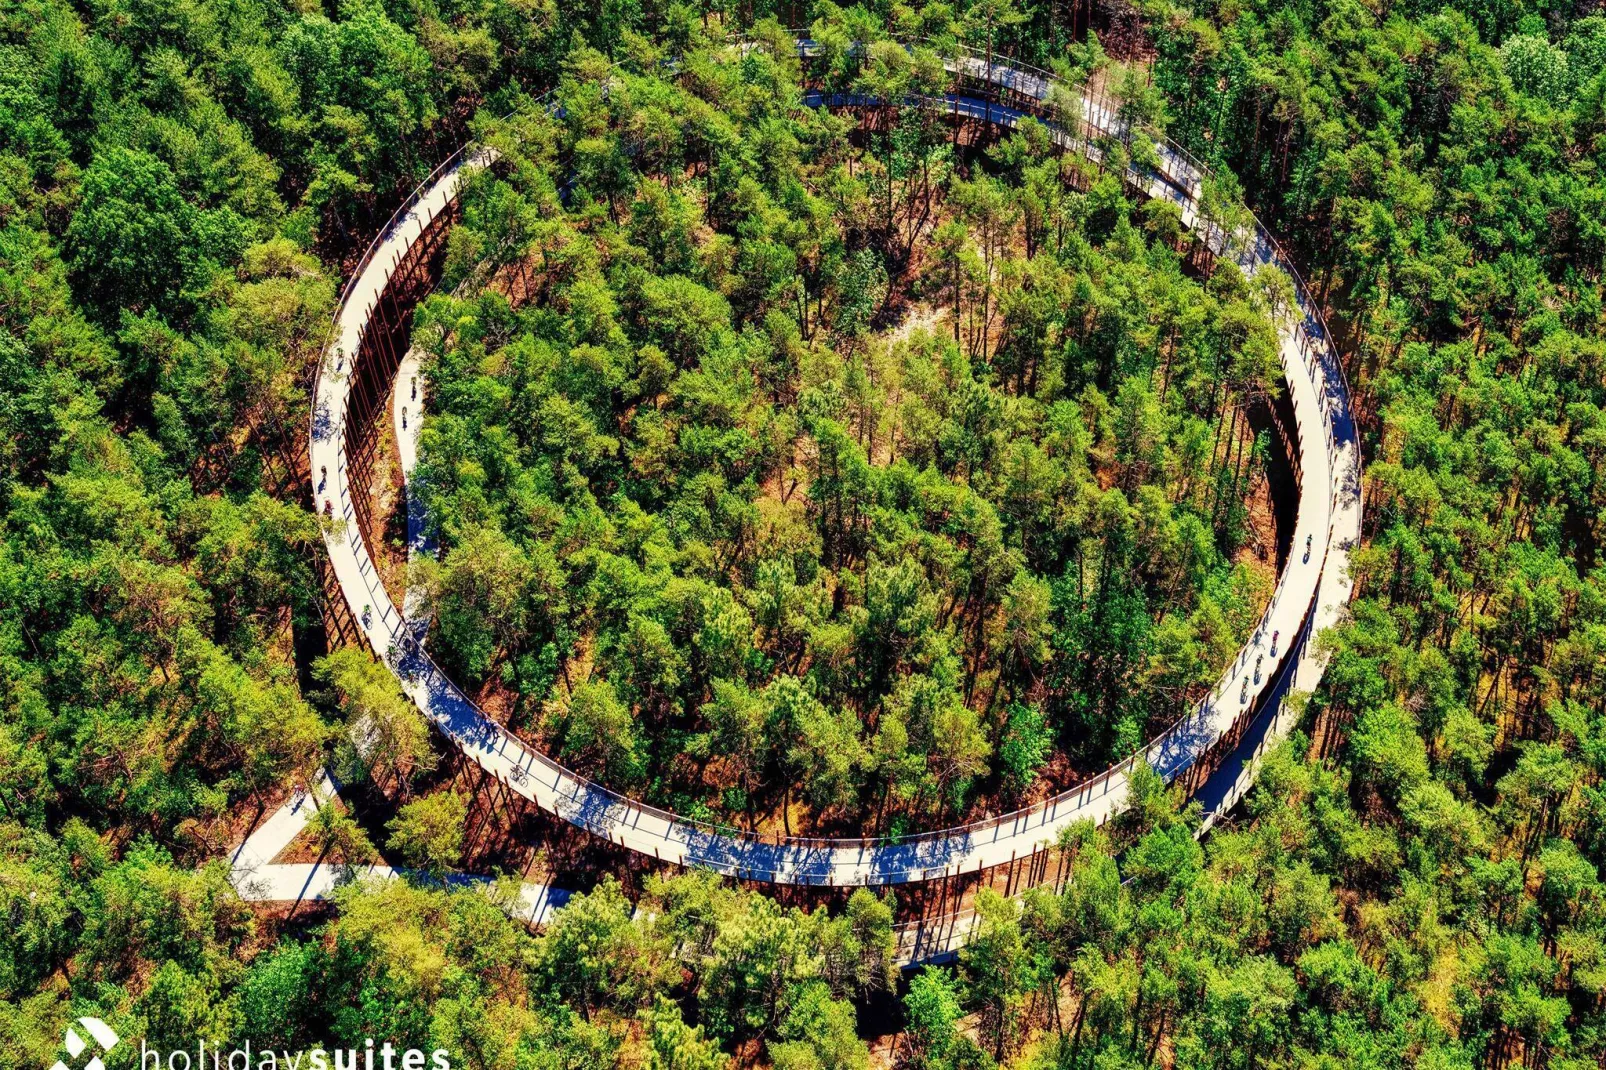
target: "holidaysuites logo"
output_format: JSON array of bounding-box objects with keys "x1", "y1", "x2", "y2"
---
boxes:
[{"x1": 49, "y1": 1027, "x2": 450, "y2": 1070}]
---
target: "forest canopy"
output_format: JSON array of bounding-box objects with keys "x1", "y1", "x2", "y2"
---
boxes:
[{"x1": 0, "y1": 0, "x2": 1604, "y2": 1065}]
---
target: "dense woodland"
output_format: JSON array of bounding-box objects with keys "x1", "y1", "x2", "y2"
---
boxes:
[
  {"x1": 407, "y1": 37, "x2": 1283, "y2": 832},
  {"x1": 1, "y1": 0, "x2": 1605, "y2": 1065}
]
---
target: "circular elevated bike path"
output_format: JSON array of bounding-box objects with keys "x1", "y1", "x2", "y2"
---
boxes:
[{"x1": 309, "y1": 46, "x2": 1362, "y2": 889}]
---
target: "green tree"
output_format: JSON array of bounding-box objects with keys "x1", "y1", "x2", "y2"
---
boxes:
[
  {"x1": 555, "y1": 678, "x2": 645, "y2": 787},
  {"x1": 646, "y1": 997, "x2": 730, "y2": 1070},
  {"x1": 905, "y1": 967, "x2": 993, "y2": 1070},
  {"x1": 386, "y1": 790, "x2": 468, "y2": 877},
  {"x1": 315, "y1": 648, "x2": 437, "y2": 795},
  {"x1": 533, "y1": 878, "x2": 672, "y2": 1020},
  {"x1": 66, "y1": 147, "x2": 247, "y2": 322},
  {"x1": 960, "y1": 889, "x2": 1036, "y2": 1059},
  {"x1": 768, "y1": 981, "x2": 870, "y2": 1070}
]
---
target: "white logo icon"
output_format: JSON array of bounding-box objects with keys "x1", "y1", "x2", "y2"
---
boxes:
[{"x1": 50, "y1": 1018, "x2": 118, "y2": 1070}]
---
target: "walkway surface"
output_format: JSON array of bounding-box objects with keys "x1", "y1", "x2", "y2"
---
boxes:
[{"x1": 309, "y1": 46, "x2": 1362, "y2": 890}]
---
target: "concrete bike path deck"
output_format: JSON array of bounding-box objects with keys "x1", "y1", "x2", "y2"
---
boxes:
[{"x1": 309, "y1": 52, "x2": 1359, "y2": 888}]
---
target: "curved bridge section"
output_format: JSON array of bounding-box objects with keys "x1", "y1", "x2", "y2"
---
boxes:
[{"x1": 308, "y1": 45, "x2": 1362, "y2": 887}]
